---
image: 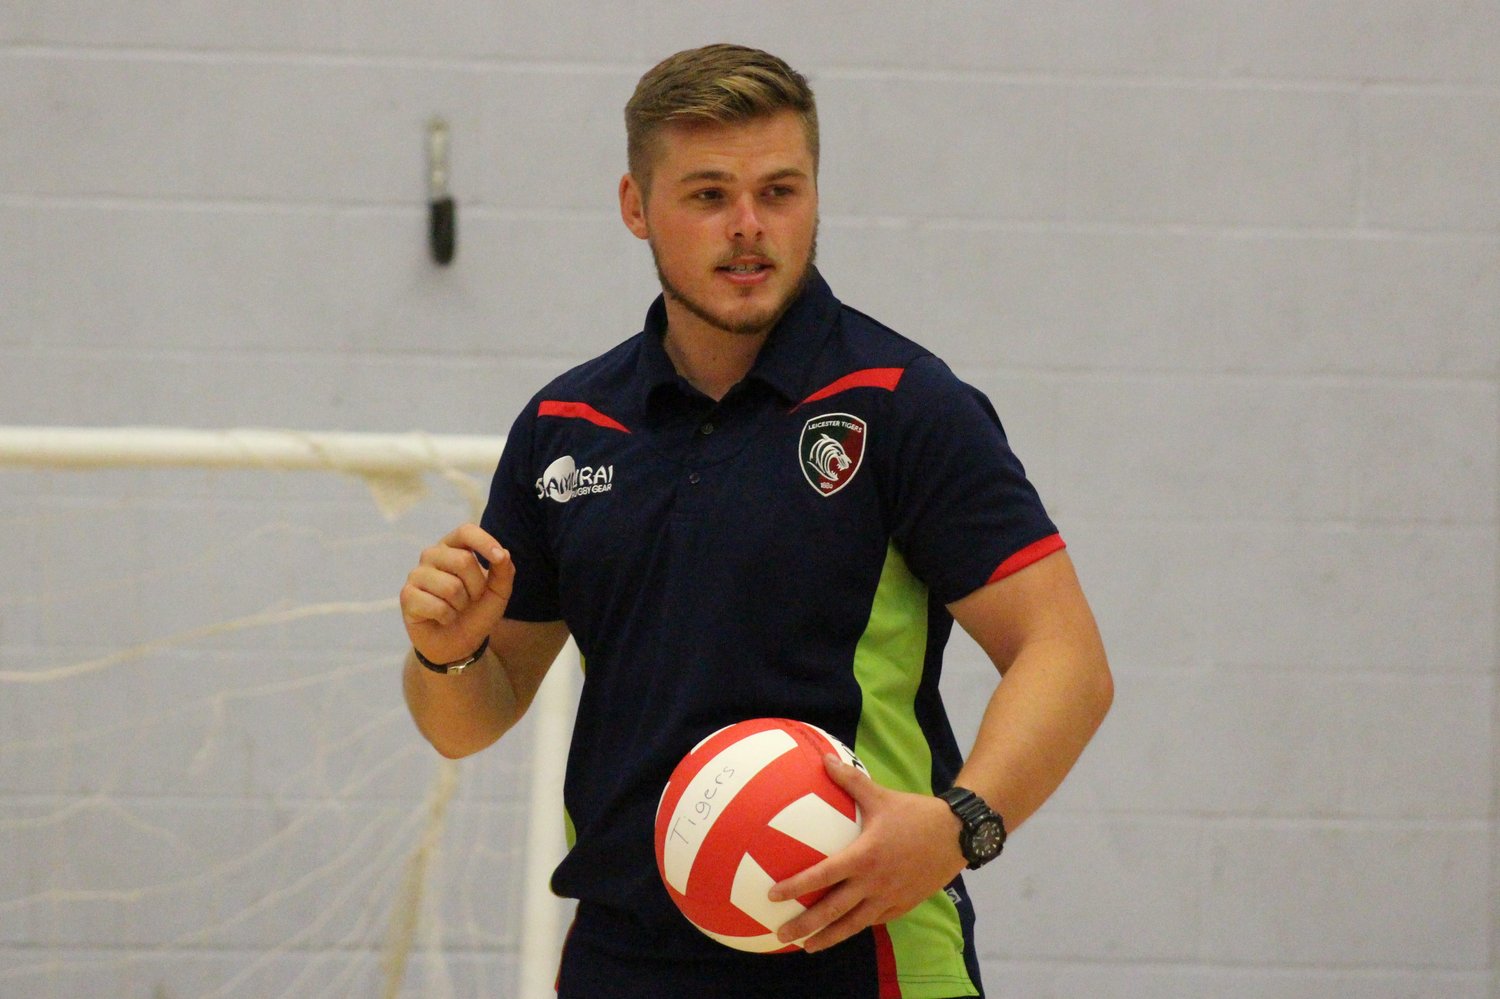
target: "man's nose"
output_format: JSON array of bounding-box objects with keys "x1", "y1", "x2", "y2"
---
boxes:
[{"x1": 726, "y1": 193, "x2": 763, "y2": 242}]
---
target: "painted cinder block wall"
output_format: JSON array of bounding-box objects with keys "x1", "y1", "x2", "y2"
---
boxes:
[{"x1": 2, "y1": 3, "x2": 1496, "y2": 996}]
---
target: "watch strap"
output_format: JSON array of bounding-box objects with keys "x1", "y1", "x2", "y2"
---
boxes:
[
  {"x1": 414, "y1": 636, "x2": 490, "y2": 674},
  {"x1": 939, "y1": 787, "x2": 988, "y2": 824},
  {"x1": 939, "y1": 786, "x2": 1007, "y2": 869}
]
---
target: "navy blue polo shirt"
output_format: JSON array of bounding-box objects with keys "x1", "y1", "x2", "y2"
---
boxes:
[{"x1": 480, "y1": 272, "x2": 1062, "y2": 998}]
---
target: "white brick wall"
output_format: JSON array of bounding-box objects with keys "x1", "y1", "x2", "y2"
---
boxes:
[{"x1": 3, "y1": 3, "x2": 1496, "y2": 997}]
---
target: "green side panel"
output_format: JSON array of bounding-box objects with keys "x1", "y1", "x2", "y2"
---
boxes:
[
  {"x1": 567, "y1": 651, "x2": 582, "y2": 849},
  {"x1": 852, "y1": 545, "x2": 979, "y2": 999},
  {"x1": 561, "y1": 651, "x2": 576, "y2": 852},
  {"x1": 852, "y1": 545, "x2": 932, "y2": 795}
]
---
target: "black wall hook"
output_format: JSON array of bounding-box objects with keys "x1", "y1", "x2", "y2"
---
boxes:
[{"x1": 428, "y1": 117, "x2": 457, "y2": 265}]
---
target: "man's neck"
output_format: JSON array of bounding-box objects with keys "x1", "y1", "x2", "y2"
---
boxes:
[{"x1": 660, "y1": 307, "x2": 770, "y2": 402}]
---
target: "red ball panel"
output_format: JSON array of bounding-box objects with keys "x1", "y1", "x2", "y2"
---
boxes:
[{"x1": 653, "y1": 718, "x2": 863, "y2": 952}]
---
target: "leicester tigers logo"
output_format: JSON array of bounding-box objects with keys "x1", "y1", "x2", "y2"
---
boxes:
[
  {"x1": 799, "y1": 413, "x2": 867, "y2": 497},
  {"x1": 809, "y1": 435, "x2": 851, "y2": 479}
]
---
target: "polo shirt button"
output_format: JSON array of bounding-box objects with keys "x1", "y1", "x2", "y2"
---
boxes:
[
  {"x1": 699, "y1": 422, "x2": 715, "y2": 436},
  {"x1": 688, "y1": 472, "x2": 701, "y2": 485}
]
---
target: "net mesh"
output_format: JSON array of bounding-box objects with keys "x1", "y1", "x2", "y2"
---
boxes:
[{"x1": 0, "y1": 445, "x2": 565, "y2": 997}]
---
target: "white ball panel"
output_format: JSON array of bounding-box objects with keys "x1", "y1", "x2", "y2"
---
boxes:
[
  {"x1": 767, "y1": 792, "x2": 862, "y2": 858},
  {"x1": 661, "y1": 727, "x2": 797, "y2": 894},
  {"x1": 730, "y1": 852, "x2": 807, "y2": 934}
]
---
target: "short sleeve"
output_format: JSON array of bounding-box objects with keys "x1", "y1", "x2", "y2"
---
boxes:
[
  {"x1": 479, "y1": 403, "x2": 563, "y2": 622},
  {"x1": 884, "y1": 356, "x2": 1061, "y2": 605}
]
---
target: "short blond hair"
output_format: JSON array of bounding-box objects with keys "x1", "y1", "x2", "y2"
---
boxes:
[{"x1": 624, "y1": 44, "x2": 818, "y2": 193}]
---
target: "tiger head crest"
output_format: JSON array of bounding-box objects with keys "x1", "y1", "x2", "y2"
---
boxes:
[{"x1": 798, "y1": 413, "x2": 867, "y2": 497}]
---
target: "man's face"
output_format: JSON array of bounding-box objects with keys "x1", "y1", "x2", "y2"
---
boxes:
[{"x1": 620, "y1": 110, "x2": 819, "y2": 339}]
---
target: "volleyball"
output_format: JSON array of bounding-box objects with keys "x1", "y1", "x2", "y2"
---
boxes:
[{"x1": 653, "y1": 717, "x2": 865, "y2": 953}]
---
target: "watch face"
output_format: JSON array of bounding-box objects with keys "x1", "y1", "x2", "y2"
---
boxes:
[
  {"x1": 943, "y1": 788, "x2": 1005, "y2": 868},
  {"x1": 972, "y1": 821, "x2": 1003, "y2": 859}
]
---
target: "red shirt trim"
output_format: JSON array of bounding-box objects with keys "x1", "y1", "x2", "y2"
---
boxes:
[
  {"x1": 988, "y1": 533, "x2": 1067, "y2": 584},
  {"x1": 537, "y1": 400, "x2": 631, "y2": 433},
  {"x1": 792, "y1": 367, "x2": 905, "y2": 411},
  {"x1": 871, "y1": 924, "x2": 903, "y2": 998}
]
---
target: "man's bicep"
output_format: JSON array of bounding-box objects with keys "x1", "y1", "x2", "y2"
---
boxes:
[{"x1": 947, "y1": 550, "x2": 1102, "y2": 676}]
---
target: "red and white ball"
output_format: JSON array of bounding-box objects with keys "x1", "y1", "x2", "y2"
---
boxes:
[{"x1": 653, "y1": 717, "x2": 865, "y2": 953}]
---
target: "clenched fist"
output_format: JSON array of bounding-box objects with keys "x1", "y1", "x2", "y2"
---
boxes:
[{"x1": 400, "y1": 523, "x2": 516, "y2": 666}]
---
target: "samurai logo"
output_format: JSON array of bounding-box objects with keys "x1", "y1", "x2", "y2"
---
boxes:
[
  {"x1": 535, "y1": 454, "x2": 614, "y2": 503},
  {"x1": 799, "y1": 413, "x2": 867, "y2": 497}
]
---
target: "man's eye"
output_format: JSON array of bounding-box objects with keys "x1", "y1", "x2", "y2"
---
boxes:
[{"x1": 693, "y1": 189, "x2": 723, "y2": 202}]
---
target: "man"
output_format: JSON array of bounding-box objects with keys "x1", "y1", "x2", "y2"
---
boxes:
[{"x1": 400, "y1": 44, "x2": 1112, "y2": 999}]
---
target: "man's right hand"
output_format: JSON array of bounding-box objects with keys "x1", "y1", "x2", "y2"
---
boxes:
[{"x1": 400, "y1": 524, "x2": 516, "y2": 666}]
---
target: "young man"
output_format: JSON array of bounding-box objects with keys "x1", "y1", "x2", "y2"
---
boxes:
[{"x1": 399, "y1": 44, "x2": 1112, "y2": 999}]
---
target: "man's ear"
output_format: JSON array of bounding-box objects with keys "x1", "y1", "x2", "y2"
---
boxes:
[{"x1": 619, "y1": 173, "x2": 649, "y2": 240}]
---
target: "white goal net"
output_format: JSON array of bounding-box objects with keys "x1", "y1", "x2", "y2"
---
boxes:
[{"x1": 0, "y1": 427, "x2": 576, "y2": 998}]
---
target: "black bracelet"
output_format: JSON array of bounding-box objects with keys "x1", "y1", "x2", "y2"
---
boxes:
[{"x1": 414, "y1": 636, "x2": 490, "y2": 674}]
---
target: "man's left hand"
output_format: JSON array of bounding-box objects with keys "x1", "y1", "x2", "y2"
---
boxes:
[{"x1": 767, "y1": 754, "x2": 967, "y2": 953}]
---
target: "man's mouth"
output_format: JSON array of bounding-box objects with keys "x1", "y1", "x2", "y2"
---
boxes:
[{"x1": 717, "y1": 258, "x2": 774, "y2": 283}]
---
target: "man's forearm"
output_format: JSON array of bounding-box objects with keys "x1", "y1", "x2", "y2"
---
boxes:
[
  {"x1": 955, "y1": 634, "x2": 1113, "y2": 834},
  {"x1": 402, "y1": 647, "x2": 521, "y2": 759}
]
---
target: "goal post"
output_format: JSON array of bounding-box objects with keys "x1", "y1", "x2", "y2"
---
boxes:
[
  {"x1": 0, "y1": 425, "x2": 577, "y2": 998},
  {"x1": 0, "y1": 426, "x2": 508, "y2": 474}
]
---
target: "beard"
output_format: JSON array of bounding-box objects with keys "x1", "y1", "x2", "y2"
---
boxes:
[{"x1": 650, "y1": 225, "x2": 818, "y2": 338}]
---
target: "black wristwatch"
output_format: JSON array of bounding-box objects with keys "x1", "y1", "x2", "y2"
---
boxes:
[
  {"x1": 413, "y1": 637, "x2": 489, "y2": 675},
  {"x1": 938, "y1": 786, "x2": 1006, "y2": 870}
]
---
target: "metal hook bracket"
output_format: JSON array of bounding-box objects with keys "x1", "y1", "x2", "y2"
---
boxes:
[{"x1": 427, "y1": 117, "x2": 456, "y2": 265}]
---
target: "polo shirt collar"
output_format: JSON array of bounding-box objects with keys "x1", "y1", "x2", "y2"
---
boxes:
[{"x1": 636, "y1": 268, "x2": 840, "y2": 408}]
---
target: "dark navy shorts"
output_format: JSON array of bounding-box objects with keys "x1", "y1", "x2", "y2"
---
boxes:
[{"x1": 555, "y1": 903, "x2": 983, "y2": 999}]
